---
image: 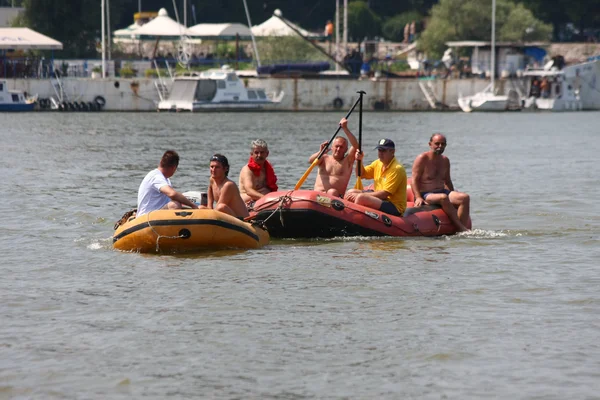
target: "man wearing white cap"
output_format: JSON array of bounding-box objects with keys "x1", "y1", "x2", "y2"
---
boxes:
[{"x1": 344, "y1": 138, "x2": 407, "y2": 216}]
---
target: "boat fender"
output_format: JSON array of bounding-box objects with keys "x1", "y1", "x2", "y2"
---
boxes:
[
  {"x1": 94, "y1": 95, "x2": 106, "y2": 108},
  {"x1": 374, "y1": 100, "x2": 386, "y2": 110},
  {"x1": 333, "y1": 97, "x2": 343, "y2": 109},
  {"x1": 88, "y1": 101, "x2": 96, "y2": 111},
  {"x1": 432, "y1": 214, "x2": 440, "y2": 227},
  {"x1": 331, "y1": 199, "x2": 345, "y2": 211},
  {"x1": 178, "y1": 228, "x2": 192, "y2": 239},
  {"x1": 382, "y1": 215, "x2": 392, "y2": 227}
]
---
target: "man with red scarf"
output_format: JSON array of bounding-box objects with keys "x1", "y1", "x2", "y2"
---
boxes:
[{"x1": 239, "y1": 139, "x2": 278, "y2": 207}]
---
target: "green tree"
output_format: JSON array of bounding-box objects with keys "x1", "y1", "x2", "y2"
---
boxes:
[
  {"x1": 381, "y1": 11, "x2": 422, "y2": 42},
  {"x1": 256, "y1": 36, "x2": 329, "y2": 64},
  {"x1": 419, "y1": 0, "x2": 552, "y2": 58},
  {"x1": 15, "y1": 0, "x2": 129, "y2": 58},
  {"x1": 499, "y1": 3, "x2": 553, "y2": 42},
  {"x1": 347, "y1": 1, "x2": 382, "y2": 42}
]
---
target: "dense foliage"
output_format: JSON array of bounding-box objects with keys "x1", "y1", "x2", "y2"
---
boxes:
[
  {"x1": 418, "y1": 0, "x2": 553, "y2": 58},
  {"x1": 11, "y1": 0, "x2": 600, "y2": 59}
]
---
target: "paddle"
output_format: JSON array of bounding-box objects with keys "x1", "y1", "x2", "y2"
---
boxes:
[
  {"x1": 354, "y1": 90, "x2": 366, "y2": 190},
  {"x1": 294, "y1": 95, "x2": 362, "y2": 190}
]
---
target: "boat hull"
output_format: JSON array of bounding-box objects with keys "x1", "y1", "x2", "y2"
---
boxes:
[
  {"x1": 458, "y1": 95, "x2": 509, "y2": 112},
  {"x1": 113, "y1": 209, "x2": 269, "y2": 253},
  {"x1": 0, "y1": 103, "x2": 35, "y2": 111},
  {"x1": 250, "y1": 190, "x2": 471, "y2": 239},
  {"x1": 157, "y1": 100, "x2": 275, "y2": 112}
]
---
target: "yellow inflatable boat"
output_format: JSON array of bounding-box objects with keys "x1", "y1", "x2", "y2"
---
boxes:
[{"x1": 113, "y1": 209, "x2": 269, "y2": 253}]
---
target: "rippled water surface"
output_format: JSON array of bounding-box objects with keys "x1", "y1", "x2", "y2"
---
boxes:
[{"x1": 1, "y1": 111, "x2": 599, "y2": 399}]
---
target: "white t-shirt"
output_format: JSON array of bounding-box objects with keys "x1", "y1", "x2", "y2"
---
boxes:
[{"x1": 137, "y1": 169, "x2": 172, "y2": 216}]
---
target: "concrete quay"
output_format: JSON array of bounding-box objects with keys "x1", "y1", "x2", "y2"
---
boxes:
[{"x1": 11, "y1": 77, "x2": 511, "y2": 112}]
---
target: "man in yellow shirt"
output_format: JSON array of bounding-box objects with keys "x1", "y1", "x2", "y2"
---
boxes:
[{"x1": 344, "y1": 139, "x2": 407, "y2": 216}]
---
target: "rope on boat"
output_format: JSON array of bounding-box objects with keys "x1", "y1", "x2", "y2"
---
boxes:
[
  {"x1": 246, "y1": 191, "x2": 295, "y2": 229},
  {"x1": 146, "y1": 210, "x2": 188, "y2": 252}
]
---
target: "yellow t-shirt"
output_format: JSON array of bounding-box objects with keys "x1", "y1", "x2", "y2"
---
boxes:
[{"x1": 362, "y1": 157, "x2": 407, "y2": 214}]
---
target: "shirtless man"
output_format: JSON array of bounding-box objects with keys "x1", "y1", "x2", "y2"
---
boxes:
[
  {"x1": 309, "y1": 117, "x2": 359, "y2": 197},
  {"x1": 411, "y1": 133, "x2": 470, "y2": 232},
  {"x1": 239, "y1": 139, "x2": 278, "y2": 206},
  {"x1": 207, "y1": 154, "x2": 249, "y2": 219}
]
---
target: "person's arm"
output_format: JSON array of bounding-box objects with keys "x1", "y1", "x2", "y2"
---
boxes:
[
  {"x1": 354, "y1": 149, "x2": 367, "y2": 177},
  {"x1": 411, "y1": 155, "x2": 425, "y2": 206},
  {"x1": 207, "y1": 179, "x2": 214, "y2": 209},
  {"x1": 374, "y1": 165, "x2": 405, "y2": 201},
  {"x1": 239, "y1": 167, "x2": 265, "y2": 200},
  {"x1": 340, "y1": 118, "x2": 359, "y2": 159},
  {"x1": 160, "y1": 185, "x2": 199, "y2": 209},
  {"x1": 444, "y1": 158, "x2": 455, "y2": 191},
  {"x1": 219, "y1": 181, "x2": 236, "y2": 206},
  {"x1": 308, "y1": 141, "x2": 329, "y2": 164}
]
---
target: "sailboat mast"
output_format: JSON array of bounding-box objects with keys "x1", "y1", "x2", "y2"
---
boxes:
[
  {"x1": 491, "y1": 0, "x2": 496, "y2": 92},
  {"x1": 242, "y1": 0, "x2": 261, "y2": 67}
]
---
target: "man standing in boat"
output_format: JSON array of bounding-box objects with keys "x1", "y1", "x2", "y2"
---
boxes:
[
  {"x1": 344, "y1": 139, "x2": 407, "y2": 217},
  {"x1": 411, "y1": 133, "x2": 470, "y2": 232},
  {"x1": 239, "y1": 139, "x2": 278, "y2": 207},
  {"x1": 309, "y1": 117, "x2": 359, "y2": 197},
  {"x1": 137, "y1": 150, "x2": 199, "y2": 217},
  {"x1": 207, "y1": 154, "x2": 249, "y2": 219}
]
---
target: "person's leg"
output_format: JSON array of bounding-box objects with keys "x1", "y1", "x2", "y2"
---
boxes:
[
  {"x1": 215, "y1": 202, "x2": 236, "y2": 217},
  {"x1": 344, "y1": 189, "x2": 362, "y2": 202},
  {"x1": 326, "y1": 188, "x2": 340, "y2": 197},
  {"x1": 379, "y1": 201, "x2": 401, "y2": 217},
  {"x1": 424, "y1": 193, "x2": 468, "y2": 231},
  {"x1": 355, "y1": 193, "x2": 384, "y2": 209},
  {"x1": 449, "y1": 191, "x2": 470, "y2": 227},
  {"x1": 164, "y1": 201, "x2": 182, "y2": 210}
]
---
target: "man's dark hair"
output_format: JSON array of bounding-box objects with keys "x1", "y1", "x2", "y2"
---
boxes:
[
  {"x1": 160, "y1": 150, "x2": 179, "y2": 168},
  {"x1": 210, "y1": 153, "x2": 230, "y2": 176}
]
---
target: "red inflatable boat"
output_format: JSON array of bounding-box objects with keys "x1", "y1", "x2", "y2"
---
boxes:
[{"x1": 249, "y1": 183, "x2": 471, "y2": 239}]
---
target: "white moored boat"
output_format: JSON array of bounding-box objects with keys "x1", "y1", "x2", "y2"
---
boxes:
[
  {"x1": 458, "y1": 0, "x2": 509, "y2": 112},
  {"x1": 521, "y1": 69, "x2": 582, "y2": 111},
  {"x1": 157, "y1": 66, "x2": 284, "y2": 112}
]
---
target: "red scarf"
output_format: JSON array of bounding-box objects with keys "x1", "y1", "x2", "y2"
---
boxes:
[{"x1": 247, "y1": 157, "x2": 278, "y2": 192}]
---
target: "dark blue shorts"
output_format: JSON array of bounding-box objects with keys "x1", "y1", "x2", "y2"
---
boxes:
[
  {"x1": 421, "y1": 189, "x2": 451, "y2": 200},
  {"x1": 379, "y1": 201, "x2": 402, "y2": 217}
]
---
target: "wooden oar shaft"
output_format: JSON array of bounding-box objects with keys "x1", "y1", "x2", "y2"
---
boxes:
[{"x1": 294, "y1": 95, "x2": 363, "y2": 190}]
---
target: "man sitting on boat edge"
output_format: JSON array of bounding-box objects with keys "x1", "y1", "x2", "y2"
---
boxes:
[
  {"x1": 205, "y1": 154, "x2": 249, "y2": 219},
  {"x1": 137, "y1": 150, "x2": 199, "y2": 217},
  {"x1": 309, "y1": 117, "x2": 359, "y2": 198},
  {"x1": 411, "y1": 133, "x2": 470, "y2": 232},
  {"x1": 344, "y1": 139, "x2": 407, "y2": 217},
  {"x1": 239, "y1": 139, "x2": 278, "y2": 209}
]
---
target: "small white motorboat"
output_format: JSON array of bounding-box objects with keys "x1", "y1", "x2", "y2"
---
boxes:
[
  {"x1": 0, "y1": 80, "x2": 37, "y2": 111},
  {"x1": 157, "y1": 65, "x2": 284, "y2": 112}
]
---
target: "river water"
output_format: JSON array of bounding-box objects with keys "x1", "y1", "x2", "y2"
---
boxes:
[{"x1": 1, "y1": 111, "x2": 599, "y2": 399}]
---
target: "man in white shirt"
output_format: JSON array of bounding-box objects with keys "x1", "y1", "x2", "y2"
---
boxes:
[{"x1": 137, "y1": 150, "x2": 198, "y2": 217}]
